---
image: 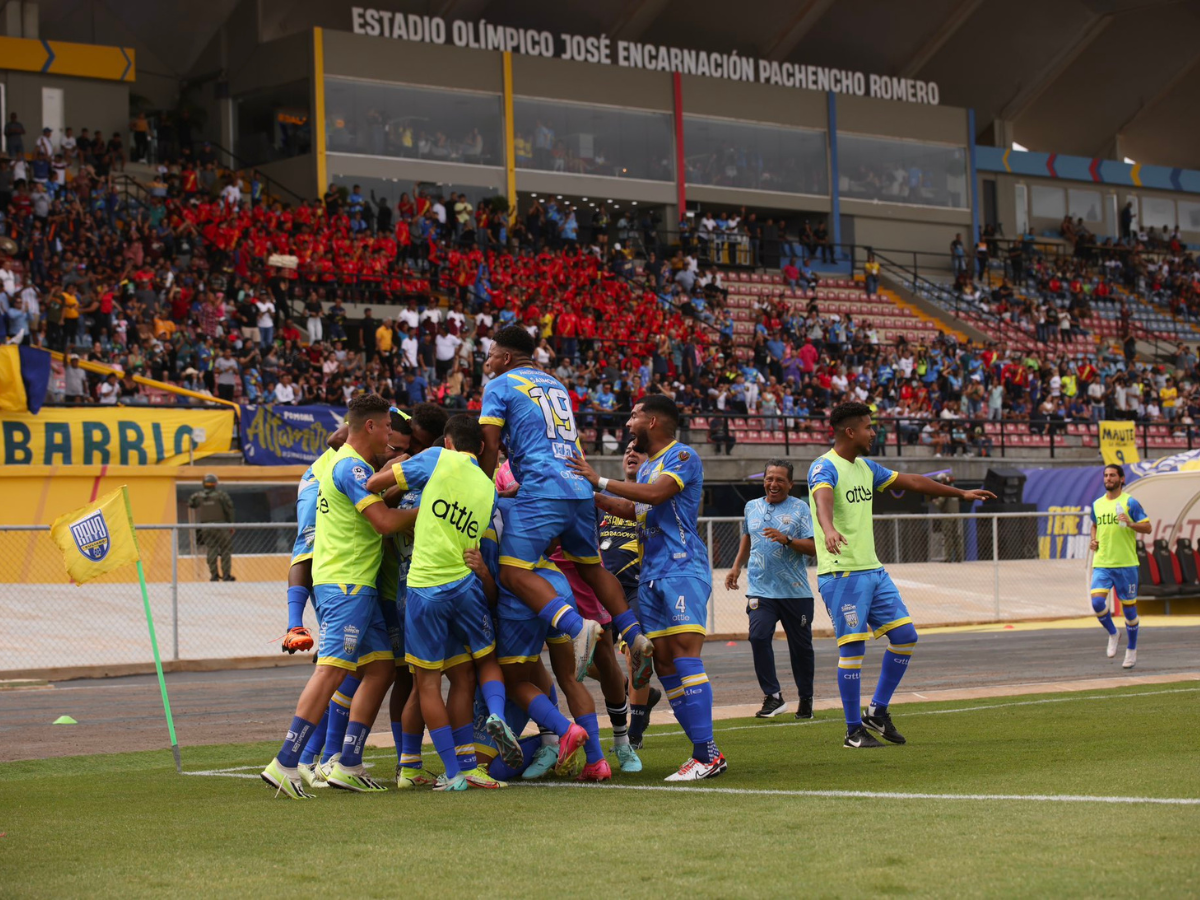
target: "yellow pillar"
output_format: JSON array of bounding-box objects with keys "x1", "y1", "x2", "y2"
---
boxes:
[
  {"x1": 313, "y1": 27, "x2": 328, "y2": 196},
  {"x1": 503, "y1": 51, "x2": 517, "y2": 219}
]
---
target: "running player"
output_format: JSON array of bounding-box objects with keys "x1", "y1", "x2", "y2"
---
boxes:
[
  {"x1": 1089, "y1": 464, "x2": 1149, "y2": 669},
  {"x1": 808, "y1": 401, "x2": 994, "y2": 749},
  {"x1": 261, "y1": 395, "x2": 418, "y2": 799},
  {"x1": 385, "y1": 415, "x2": 519, "y2": 792},
  {"x1": 479, "y1": 326, "x2": 655, "y2": 687},
  {"x1": 569, "y1": 395, "x2": 724, "y2": 782}
]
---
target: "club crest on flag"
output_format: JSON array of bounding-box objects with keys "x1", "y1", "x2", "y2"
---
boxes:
[{"x1": 70, "y1": 510, "x2": 111, "y2": 562}]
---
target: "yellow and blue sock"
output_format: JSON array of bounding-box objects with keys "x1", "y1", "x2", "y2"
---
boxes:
[
  {"x1": 537, "y1": 598, "x2": 583, "y2": 640},
  {"x1": 340, "y1": 721, "x2": 369, "y2": 768},
  {"x1": 676, "y1": 657, "x2": 717, "y2": 764},
  {"x1": 1126, "y1": 611, "x2": 1139, "y2": 649},
  {"x1": 453, "y1": 724, "x2": 477, "y2": 771},
  {"x1": 488, "y1": 735, "x2": 541, "y2": 780},
  {"x1": 576, "y1": 712, "x2": 603, "y2": 765},
  {"x1": 528, "y1": 693, "x2": 571, "y2": 737},
  {"x1": 612, "y1": 609, "x2": 644, "y2": 646},
  {"x1": 659, "y1": 672, "x2": 693, "y2": 741},
  {"x1": 299, "y1": 709, "x2": 328, "y2": 765},
  {"x1": 430, "y1": 725, "x2": 461, "y2": 780},
  {"x1": 278, "y1": 715, "x2": 316, "y2": 768},
  {"x1": 837, "y1": 641, "x2": 866, "y2": 731},
  {"x1": 286, "y1": 585, "x2": 309, "y2": 631},
  {"x1": 870, "y1": 624, "x2": 918, "y2": 713},
  {"x1": 480, "y1": 679, "x2": 508, "y2": 720},
  {"x1": 399, "y1": 729, "x2": 424, "y2": 769},
  {"x1": 1092, "y1": 592, "x2": 1118, "y2": 635},
  {"x1": 320, "y1": 674, "x2": 361, "y2": 763}
]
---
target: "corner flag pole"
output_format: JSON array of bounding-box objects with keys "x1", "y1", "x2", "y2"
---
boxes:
[{"x1": 125, "y1": 488, "x2": 182, "y2": 773}]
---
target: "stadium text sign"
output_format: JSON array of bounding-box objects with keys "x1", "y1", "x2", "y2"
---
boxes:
[
  {"x1": 348, "y1": 9, "x2": 940, "y2": 105},
  {"x1": 0, "y1": 408, "x2": 234, "y2": 466}
]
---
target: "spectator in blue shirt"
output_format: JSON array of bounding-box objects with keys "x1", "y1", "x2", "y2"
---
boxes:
[{"x1": 404, "y1": 370, "x2": 427, "y2": 404}]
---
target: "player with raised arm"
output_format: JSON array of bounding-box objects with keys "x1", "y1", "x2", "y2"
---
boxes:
[
  {"x1": 809, "y1": 401, "x2": 995, "y2": 749},
  {"x1": 261, "y1": 394, "x2": 419, "y2": 799},
  {"x1": 478, "y1": 326, "x2": 655, "y2": 687},
  {"x1": 568, "y1": 395, "x2": 725, "y2": 782},
  {"x1": 1089, "y1": 464, "x2": 1150, "y2": 668}
]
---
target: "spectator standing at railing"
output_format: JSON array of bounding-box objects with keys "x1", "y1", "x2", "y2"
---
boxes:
[{"x1": 864, "y1": 253, "x2": 880, "y2": 294}]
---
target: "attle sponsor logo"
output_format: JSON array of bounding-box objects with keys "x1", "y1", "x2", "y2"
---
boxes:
[
  {"x1": 844, "y1": 485, "x2": 872, "y2": 503},
  {"x1": 431, "y1": 498, "x2": 482, "y2": 538}
]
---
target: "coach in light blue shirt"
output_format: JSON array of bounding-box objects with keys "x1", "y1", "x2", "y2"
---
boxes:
[{"x1": 726, "y1": 459, "x2": 817, "y2": 720}]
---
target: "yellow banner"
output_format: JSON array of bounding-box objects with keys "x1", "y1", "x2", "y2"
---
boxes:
[
  {"x1": 50, "y1": 486, "x2": 140, "y2": 584},
  {"x1": 1099, "y1": 420, "x2": 1140, "y2": 466},
  {"x1": 0, "y1": 408, "x2": 234, "y2": 466},
  {"x1": 0, "y1": 36, "x2": 135, "y2": 81}
]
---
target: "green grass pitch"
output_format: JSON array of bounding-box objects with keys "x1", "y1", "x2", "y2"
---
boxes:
[{"x1": 2, "y1": 682, "x2": 1197, "y2": 898}]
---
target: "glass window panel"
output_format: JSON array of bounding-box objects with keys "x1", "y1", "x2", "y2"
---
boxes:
[
  {"x1": 838, "y1": 135, "x2": 967, "y2": 208},
  {"x1": 234, "y1": 81, "x2": 312, "y2": 166},
  {"x1": 682, "y1": 116, "x2": 827, "y2": 195},
  {"x1": 1067, "y1": 188, "x2": 1103, "y2": 223},
  {"x1": 1141, "y1": 196, "x2": 1176, "y2": 229},
  {"x1": 1030, "y1": 184, "x2": 1066, "y2": 220},
  {"x1": 324, "y1": 78, "x2": 503, "y2": 166},
  {"x1": 513, "y1": 98, "x2": 673, "y2": 182}
]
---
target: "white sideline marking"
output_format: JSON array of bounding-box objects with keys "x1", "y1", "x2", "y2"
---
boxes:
[
  {"x1": 519, "y1": 781, "x2": 1200, "y2": 806},
  {"x1": 180, "y1": 687, "x2": 1200, "y2": 783}
]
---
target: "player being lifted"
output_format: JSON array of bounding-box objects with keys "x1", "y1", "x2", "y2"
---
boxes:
[
  {"x1": 809, "y1": 402, "x2": 994, "y2": 749},
  {"x1": 262, "y1": 395, "x2": 418, "y2": 799},
  {"x1": 1089, "y1": 464, "x2": 1149, "y2": 669},
  {"x1": 569, "y1": 395, "x2": 725, "y2": 781},
  {"x1": 479, "y1": 326, "x2": 654, "y2": 687}
]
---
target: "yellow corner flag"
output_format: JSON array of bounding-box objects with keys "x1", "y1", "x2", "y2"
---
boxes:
[{"x1": 50, "y1": 486, "x2": 141, "y2": 584}]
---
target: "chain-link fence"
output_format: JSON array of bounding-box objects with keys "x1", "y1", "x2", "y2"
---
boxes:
[{"x1": 0, "y1": 512, "x2": 1090, "y2": 675}]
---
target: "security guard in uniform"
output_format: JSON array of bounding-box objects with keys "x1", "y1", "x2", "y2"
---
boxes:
[{"x1": 189, "y1": 473, "x2": 236, "y2": 581}]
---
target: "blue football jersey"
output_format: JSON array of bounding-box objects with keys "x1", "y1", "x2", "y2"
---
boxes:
[
  {"x1": 636, "y1": 441, "x2": 710, "y2": 582},
  {"x1": 480, "y1": 365, "x2": 593, "y2": 500},
  {"x1": 742, "y1": 496, "x2": 814, "y2": 599}
]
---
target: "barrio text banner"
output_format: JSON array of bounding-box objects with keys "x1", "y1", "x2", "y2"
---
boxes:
[
  {"x1": 0, "y1": 408, "x2": 235, "y2": 466},
  {"x1": 349, "y1": 9, "x2": 940, "y2": 105}
]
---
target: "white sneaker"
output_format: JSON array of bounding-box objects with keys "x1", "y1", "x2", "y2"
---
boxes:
[
  {"x1": 1106, "y1": 631, "x2": 1120, "y2": 658},
  {"x1": 1123, "y1": 648, "x2": 1137, "y2": 669},
  {"x1": 572, "y1": 618, "x2": 603, "y2": 682},
  {"x1": 664, "y1": 753, "x2": 727, "y2": 782},
  {"x1": 317, "y1": 752, "x2": 340, "y2": 781},
  {"x1": 297, "y1": 761, "x2": 328, "y2": 790}
]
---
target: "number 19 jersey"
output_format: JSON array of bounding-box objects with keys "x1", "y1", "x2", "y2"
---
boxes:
[{"x1": 480, "y1": 365, "x2": 593, "y2": 500}]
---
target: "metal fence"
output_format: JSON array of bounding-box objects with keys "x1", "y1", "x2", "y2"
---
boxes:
[{"x1": 0, "y1": 512, "x2": 1087, "y2": 675}]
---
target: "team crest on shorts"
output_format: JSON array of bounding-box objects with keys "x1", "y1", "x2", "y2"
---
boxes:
[
  {"x1": 841, "y1": 603, "x2": 859, "y2": 629},
  {"x1": 70, "y1": 510, "x2": 111, "y2": 562},
  {"x1": 343, "y1": 624, "x2": 360, "y2": 654},
  {"x1": 748, "y1": 598, "x2": 759, "y2": 610}
]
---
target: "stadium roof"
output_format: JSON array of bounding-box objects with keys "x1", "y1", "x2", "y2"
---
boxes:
[{"x1": 37, "y1": 0, "x2": 1200, "y2": 169}]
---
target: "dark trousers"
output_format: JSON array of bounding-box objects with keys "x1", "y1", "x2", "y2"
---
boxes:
[{"x1": 747, "y1": 596, "x2": 814, "y2": 699}]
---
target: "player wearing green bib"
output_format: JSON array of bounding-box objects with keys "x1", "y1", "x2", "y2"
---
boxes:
[
  {"x1": 261, "y1": 395, "x2": 420, "y2": 800},
  {"x1": 1088, "y1": 464, "x2": 1151, "y2": 669},
  {"x1": 808, "y1": 402, "x2": 994, "y2": 749}
]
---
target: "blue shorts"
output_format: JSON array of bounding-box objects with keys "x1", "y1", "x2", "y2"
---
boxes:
[
  {"x1": 290, "y1": 485, "x2": 319, "y2": 565},
  {"x1": 1091, "y1": 566, "x2": 1139, "y2": 604},
  {"x1": 379, "y1": 597, "x2": 407, "y2": 667},
  {"x1": 499, "y1": 495, "x2": 600, "y2": 569},
  {"x1": 313, "y1": 583, "x2": 394, "y2": 670},
  {"x1": 639, "y1": 574, "x2": 711, "y2": 639},
  {"x1": 405, "y1": 574, "x2": 496, "y2": 671},
  {"x1": 497, "y1": 616, "x2": 571, "y2": 665},
  {"x1": 817, "y1": 568, "x2": 912, "y2": 646}
]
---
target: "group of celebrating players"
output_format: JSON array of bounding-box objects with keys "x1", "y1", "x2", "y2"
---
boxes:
[{"x1": 259, "y1": 321, "x2": 1145, "y2": 799}]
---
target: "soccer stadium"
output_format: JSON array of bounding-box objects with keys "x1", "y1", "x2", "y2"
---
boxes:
[{"x1": 2, "y1": 0, "x2": 1199, "y2": 894}]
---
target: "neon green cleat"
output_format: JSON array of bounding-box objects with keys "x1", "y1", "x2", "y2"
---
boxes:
[
  {"x1": 395, "y1": 765, "x2": 437, "y2": 789},
  {"x1": 260, "y1": 758, "x2": 313, "y2": 799},
  {"x1": 432, "y1": 773, "x2": 469, "y2": 792},
  {"x1": 463, "y1": 766, "x2": 507, "y2": 789},
  {"x1": 326, "y1": 762, "x2": 388, "y2": 792},
  {"x1": 614, "y1": 743, "x2": 643, "y2": 773},
  {"x1": 297, "y1": 761, "x2": 328, "y2": 790},
  {"x1": 522, "y1": 744, "x2": 559, "y2": 780},
  {"x1": 317, "y1": 752, "x2": 340, "y2": 781}
]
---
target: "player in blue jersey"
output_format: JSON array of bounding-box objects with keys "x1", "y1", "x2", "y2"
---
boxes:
[
  {"x1": 727, "y1": 459, "x2": 817, "y2": 720},
  {"x1": 809, "y1": 402, "x2": 993, "y2": 749},
  {"x1": 479, "y1": 326, "x2": 655, "y2": 689},
  {"x1": 569, "y1": 395, "x2": 725, "y2": 782},
  {"x1": 262, "y1": 395, "x2": 420, "y2": 799}
]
